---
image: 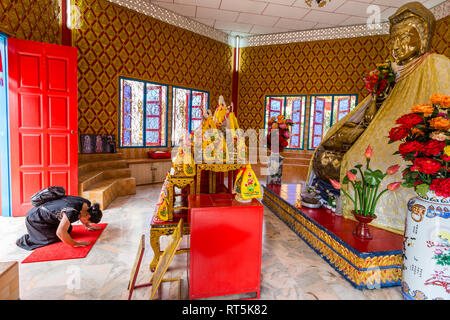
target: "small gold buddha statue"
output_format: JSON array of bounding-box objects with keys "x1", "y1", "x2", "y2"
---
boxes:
[{"x1": 311, "y1": 1, "x2": 436, "y2": 183}]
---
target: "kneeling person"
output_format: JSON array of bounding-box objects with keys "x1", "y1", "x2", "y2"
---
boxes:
[{"x1": 16, "y1": 196, "x2": 103, "y2": 250}]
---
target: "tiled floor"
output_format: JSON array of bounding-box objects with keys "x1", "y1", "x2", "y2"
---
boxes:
[{"x1": 0, "y1": 184, "x2": 403, "y2": 300}]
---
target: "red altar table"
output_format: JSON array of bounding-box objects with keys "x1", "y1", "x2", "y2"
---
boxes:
[{"x1": 187, "y1": 194, "x2": 263, "y2": 300}]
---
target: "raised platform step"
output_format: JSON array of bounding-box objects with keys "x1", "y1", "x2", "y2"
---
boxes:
[
  {"x1": 252, "y1": 163, "x2": 309, "y2": 184},
  {"x1": 78, "y1": 152, "x2": 124, "y2": 164},
  {"x1": 78, "y1": 168, "x2": 132, "y2": 195},
  {"x1": 262, "y1": 184, "x2": 403, "y2": 290},
  {"x1": 78, "y1": 159, "x2": 128, "y2": 176},
  {"x1": 81, "y1": 177, "x2": 136, "y2": 210},
  {"x1": 281, "y1": 158, "x2": 311, "y2": 165}
]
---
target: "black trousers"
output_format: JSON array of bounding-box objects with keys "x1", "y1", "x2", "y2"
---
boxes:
[{"x1": 16, "y1": 208, "x2": 73, "y2": 251}]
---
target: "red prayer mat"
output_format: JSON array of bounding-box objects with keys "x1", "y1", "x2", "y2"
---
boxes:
[{"x1": 21, "y1": 223, "x2": 108, "y2": 263}]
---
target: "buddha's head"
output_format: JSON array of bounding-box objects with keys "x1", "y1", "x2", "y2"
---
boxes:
[{"x1": 389, "y1": 2, "x2": 436, "y2": 65}]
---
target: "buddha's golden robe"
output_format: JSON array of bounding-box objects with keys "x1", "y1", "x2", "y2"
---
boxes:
[{"x1": 307, "y1": 53, "x2": 450, "y2": 234}]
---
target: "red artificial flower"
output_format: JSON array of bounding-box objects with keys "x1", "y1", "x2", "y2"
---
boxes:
[
  {"x1": 364, "y1": 145, "x2": 373, "y2": 159},
  {"x1": 413, "y1": 157, "x2": 442, "y2": 175},
  {"x1": 422, "y1": 140, "x2": 446, "y2": 156},
  {"x1": 441, "y1": 154, "x2": 450, "y2": 162},
  {"x1": 387, "y1": 182, "x2": 401, "y2": 191},
  {"x1": 398, "y1": 141, "x2": 423, "y2": 156},
  {"x1": 395, "y1": 113, "x2": 424, "y2": 128},
  {"x1": 386, "y1": 165, "x2": 400, "y2": 175},
  {"x1": 347, "y1": 171, "x2": 356, "y2": 181},
  {"x1": 330, "y1": 179, "x2": 341, "y2": 190},
  {"x1": 430, "y1": 178, "x2": 450, "y2": 198},
  {"x1": 389, "y1": 126, "x2": 409, "y2": 141}
]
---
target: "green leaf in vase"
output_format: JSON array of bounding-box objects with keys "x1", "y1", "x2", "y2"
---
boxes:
[
  {"x1": 415, "y1": 184, "x2": 430, "y2": 197},
  {"x1": 364, "y1": 169, "x2": 384, "y2": 186}
]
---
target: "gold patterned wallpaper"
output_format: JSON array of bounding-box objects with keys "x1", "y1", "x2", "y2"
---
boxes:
[
  {"x1": 237, "y1": 16, "x2": 449, "y2": 132},
  {"x1": 72, "y1": 0, "x2": 234, "y2": 149},
  {"x1": 0, "y1": 0, "x2": 61, "y2": 44},
  {"x1": 1, "y1": 0, "x2": 447, "y2": 158}
]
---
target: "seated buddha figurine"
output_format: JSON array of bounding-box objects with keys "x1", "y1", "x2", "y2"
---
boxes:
[{"x1": 308, "y1": 2, "x2": 450, "y2": 234}]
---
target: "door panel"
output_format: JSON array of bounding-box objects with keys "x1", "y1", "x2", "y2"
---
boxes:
[
  {"x1": 0, "y1": 34, "x2": 9, "y2": 216},
  {"x1": 20, "y1": 172, "x2": 43, "y2": 205},
  {"x1": 8, "y1": 38, "x2": 77, "y2": 216}
]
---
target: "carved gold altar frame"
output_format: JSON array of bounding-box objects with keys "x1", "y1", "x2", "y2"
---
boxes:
[
  {"x1": 168, "y1": 177, "x2": 195, "y2": 219},
  {"x1": 150, "y1": 163, "x2": 248, "y2": 272},
  {"x1": 150, "y1": 221, "x2": 190, "y2": 272},
  {"x1": 195, "y1": 163, "x2": 247, "y2": 194}
]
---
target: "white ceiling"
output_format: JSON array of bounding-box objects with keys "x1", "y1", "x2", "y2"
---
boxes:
[{"x1": 149, "y1": 0, "x2": 447, "y2": 37}]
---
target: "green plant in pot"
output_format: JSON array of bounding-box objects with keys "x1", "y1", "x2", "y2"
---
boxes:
[{"x1": 329, "y1": 145, "x2": 402, "y2": 240}]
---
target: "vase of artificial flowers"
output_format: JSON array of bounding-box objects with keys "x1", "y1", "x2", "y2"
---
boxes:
[
  {"x1": 330, "y1": 145, "x2": 401, "y2": 240},
  {"x1": 389, "y1": 94, "x2": 450, "y2": 300}
]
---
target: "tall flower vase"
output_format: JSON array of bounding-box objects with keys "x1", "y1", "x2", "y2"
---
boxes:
[
  {"x1": 266, "y1": 153, "x2": 284, "y2": 185},
  {"x1": 402, "y1": 190, "x2": 450, "y2": 300}
]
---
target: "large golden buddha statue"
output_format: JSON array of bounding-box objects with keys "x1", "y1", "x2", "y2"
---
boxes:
[{"x1": 308, "y1": 2, "x2": 450, "y2": 234}]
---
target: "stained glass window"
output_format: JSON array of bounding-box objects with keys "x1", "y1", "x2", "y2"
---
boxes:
[
  {"x1": 172, "y1": 87, "x2": 209, "y2": 146},
  {"x1": 264, "y1": 97, "x2": 285, "y2": 138},
  {"x1": 265, "y1": 95, "x2": 306, "y2": 150},
  {"x1": 331, "y1": 95, "x2": 358, "y2": 124},
  {"x1": 146, "y1": 84, "x2": 167, "y2": 146},
  {"x1": 172, "y1": 87, "x2": 190, "y2": 147},
  {"x1": 285, "y1": 97, "x2": 306, "y2": 149},
  {"x1": 191, "y1": 91, "x2": 207, "y2": 132},
  {"x1": 119, "y1": 78, "x2": 168, "y2": 147},
  {"x1": 307, "y1": 94, "x2": 357, "y2": 150}
]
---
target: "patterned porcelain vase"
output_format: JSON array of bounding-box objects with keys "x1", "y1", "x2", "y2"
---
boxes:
[{"x1": 402, "y1": 190, "x2": 450, "y2": 300}]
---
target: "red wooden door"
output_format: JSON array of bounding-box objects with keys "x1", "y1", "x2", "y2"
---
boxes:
[{"x1": 8, "y1": 38, "x2": 78, "y2": 217}]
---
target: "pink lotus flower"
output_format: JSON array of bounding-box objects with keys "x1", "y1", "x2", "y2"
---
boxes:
[
  {"x1": 364, "y1": 145, "x2": 373, "y2": 159},
  {"x1": 330, "y1": 179, "x2": 341, "y2": 190},
  {"x1": 346, "y1": 171, "x2": 356, "y2": 182},
  {"x1": 387, "y1": 182, "x2": 401, "y2": 191},
  {"x1": 387, "y1": 165, "x2": 400, "y2": 175}
]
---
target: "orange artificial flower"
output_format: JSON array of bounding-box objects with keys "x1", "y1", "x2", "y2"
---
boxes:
[
  {"x1": 347, "y1": 171, "x2": 356, "y2": 182},
  {"x1": 430, "y1": 94, "x2": 450, "y2": 108},
  {"x1": 430, "y1": 116, "x2": 450, "y2": 131},
  {"x1": 364, "y1": 145, "x2": 373, "y2": 159},
  {"x1": 411, "y1": 104, "x2": 434, "y2": 116},
  {"x1": 329, "y1": 179, "x2": 341, "y2": 190},
  {"x1": 387, "y1": 182, "x2": 401, "y2": 191},
  {"x1": 411, "y1": 127, "x2": 425, "y2": 136},
  {"x1": 386, "y1": 165, "x2": 400, "y2": 175}
]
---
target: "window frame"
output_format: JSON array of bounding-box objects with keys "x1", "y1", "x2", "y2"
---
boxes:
[
  {"x1": 306, "y1": 94, "x2": 358, "y2": 151},
  {"x1": 311, "y1": 96, "x2": 326, "y2": 150},
  {"x1": 264, "y1": 95, "x2": 307, "y2": 150},
  {"x1": 171, "y1": 86, "x2": 209, "y2": 147},
  {"x1": 118, "y1": 77, "x2": 169, "y2": 148}
]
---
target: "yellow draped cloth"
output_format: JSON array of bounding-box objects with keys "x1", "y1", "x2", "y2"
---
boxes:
[{"x1": 308, "y1": 53, "x2": 450, "y2": 234}]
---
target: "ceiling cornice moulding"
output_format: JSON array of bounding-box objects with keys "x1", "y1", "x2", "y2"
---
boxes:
[
  {"x1": 243, "y1": 1, "x2": 449, "y2": 47},
  {"x1": 106, "y1": 0, "x2": 230, "y2": 44},
  {"x1": 106, "y1": 0, "x2": 449, "y2": 48}
]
